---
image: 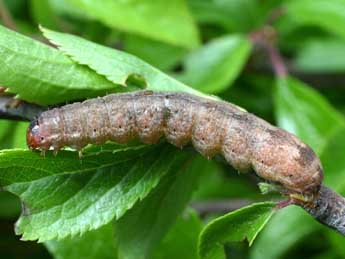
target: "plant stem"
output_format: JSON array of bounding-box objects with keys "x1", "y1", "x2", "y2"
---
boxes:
[
  {"x1": 266, "y1": 43, "x2": 287, "y2": 77},
  {"x1": 249, "y1": 26, "x2": 288, "y2": 78}
]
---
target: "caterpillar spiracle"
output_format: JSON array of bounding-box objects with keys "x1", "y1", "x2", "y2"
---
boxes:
[{"x1": 27, "y1": 90, "x2": 323, "y2": 206}]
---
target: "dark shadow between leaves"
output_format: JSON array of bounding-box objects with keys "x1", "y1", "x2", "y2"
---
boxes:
[{"x1": 125, "y1": 73, "x2": 147, "y2": 89}]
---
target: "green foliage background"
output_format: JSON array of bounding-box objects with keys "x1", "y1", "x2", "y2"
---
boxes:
[{"x1": 1, "y1": 0, "x2": 345, "y2": 258}]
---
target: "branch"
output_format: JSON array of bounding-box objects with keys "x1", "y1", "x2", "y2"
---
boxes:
[
  {"x1": 301, "y1": 185, "x2": 345, "y2": 236},
  {"x1": 0, "y1": 95, "x2": 45, "y2": 121},
  {"x1": 265, "y1": 7, "x2": 286, "y2": 26},
  {"x1": 249, "y1": 26, "x2": 288, "y2": 78}
]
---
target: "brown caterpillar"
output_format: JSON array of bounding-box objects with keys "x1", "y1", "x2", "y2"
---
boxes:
[{"x1": 27, "y1": 90, "x2": 323, "y2": 205}]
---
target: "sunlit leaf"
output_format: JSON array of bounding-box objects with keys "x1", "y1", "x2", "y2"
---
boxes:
[
  {"x1": 41, "y1": 27, "x2": 209, "y2": 99},
  {"x1": 285, "y1": 0, "x2": 345, "y2": 40},
  {"x1": 0, "y1": 25, "x2": 116, "y2": 105},
  {"x1": 294, "y1": 39, "x2": 345, "y2": 73}
]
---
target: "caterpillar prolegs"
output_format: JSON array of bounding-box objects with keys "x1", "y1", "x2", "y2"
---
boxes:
[{"x1": 27, "y1": 90, "x2": 323, "y2": 204}]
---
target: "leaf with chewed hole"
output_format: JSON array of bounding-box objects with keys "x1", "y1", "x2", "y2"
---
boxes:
[
  {"x1": 198, "y1": 202, "x2": 275, "y2": 259},
  {"x1": 0, "y1": 144, "x2": 190, "y2": 241},
  {"x1": 41, "y1": 27, "x2": 211, "y2": 99}
]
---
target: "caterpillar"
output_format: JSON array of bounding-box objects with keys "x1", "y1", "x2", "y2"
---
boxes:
[{"x1": 27, "y1": 90, "x2": 323, "y2": 206}]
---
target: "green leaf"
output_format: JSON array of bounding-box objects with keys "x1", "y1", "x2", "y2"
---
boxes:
[
  {"x1": 188, "y1": 0, "x2": 264, "y2": 33},
  {"x1": 0, "y1": 25, "x2": 116, "y2": 105},
  {"x1": 198, "y1": 202, "x2": 275, "y2": 259},
  {"x1": 319, "y1": 128, "x2": 345, "y2": 192},
  {"x1": 45, "y1": 223, "x2": 117, "y2": 259},
  {"x1": 294, "y1": 39, "x2": 345, "y2": 73},
  {"x1": 115, "y1": 155, "x2": 203, "y2": 259},
  {"x1": 0, "y1": 120, "x2": 27, "y2": 149},
  {"x1": 49, "y1": 0, "x2": 88, "y2": 18},
  {"x1": 180, "y1": 35, "x2": 252, "y2": 93},
  {"x1": 285, "y1": 0, "x2": 345, "y2": 40},
  {"x1": 0, "y1": 191, "x2": 21, "y2": 218},
  {"x1": 41, "y1": 27, "x2": 210, "y2": 99},
  {"x1": 30, "y1": 0, "x2": 59, "y2": 29},
  {"x1": 249, "y1": 206, "x2": 320, "y2": 259},
  {"x1": 153, "y1": 209, "x2": 203, "y2": 259},
  {"x1": 0, "y1": 144, "x2": 189, "y2": 241},
  {"x1": 64, "y1": 0, "x2": 200, "y2": 48},
  {"x1": 275, "y1": 76, "x2": 345, "y2": 153},
  {"x1": 328, "y1": 230, "x2": 345, "y2": 258},
  {"x1": 0, "y1": 120, "x2": 18, "y2": 149}
]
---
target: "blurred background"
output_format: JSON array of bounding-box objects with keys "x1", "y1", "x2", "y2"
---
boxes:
[{"x1": 1, "y1": 0, "x2": 345, "y2": 258}]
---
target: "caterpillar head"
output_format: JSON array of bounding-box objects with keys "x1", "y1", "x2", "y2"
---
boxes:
[
  {"x1": 27, "y1": 118, "x2": 48, "y2": 150},
  {"x1": 27, "y1": 111, "x2": 62, "y2": 151}
]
